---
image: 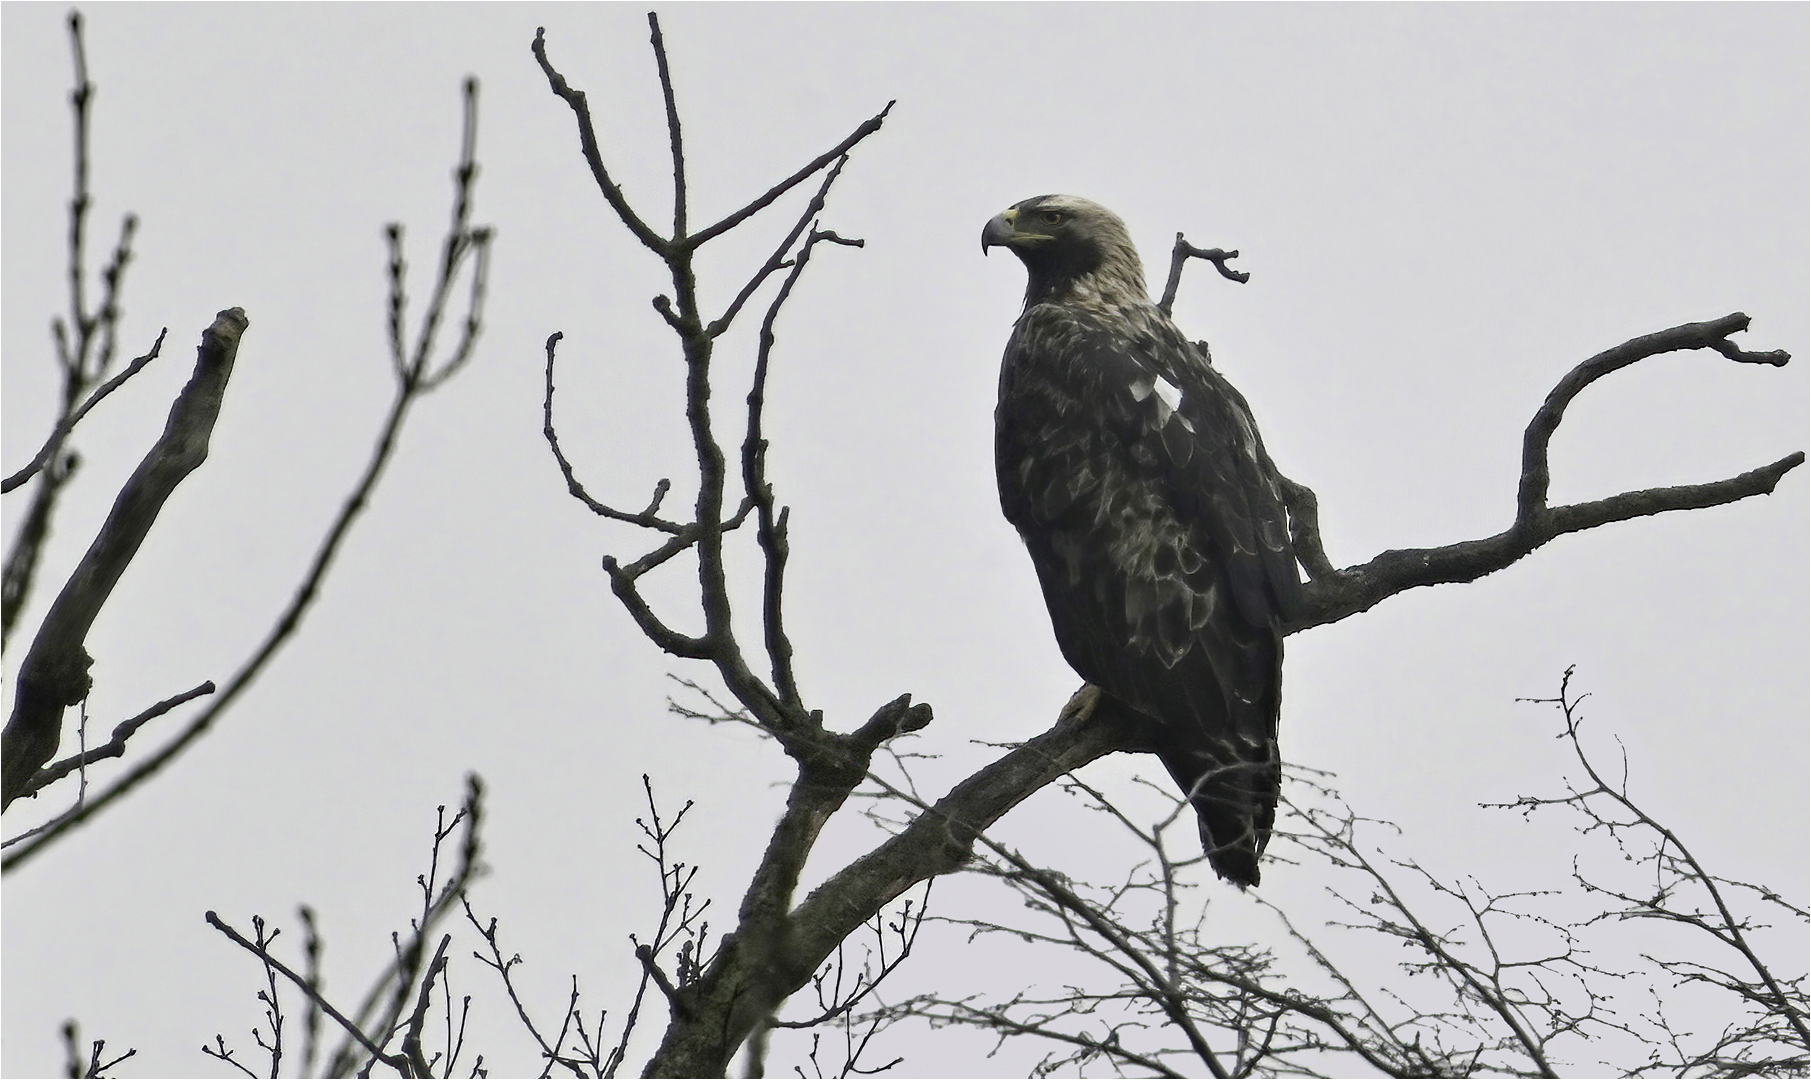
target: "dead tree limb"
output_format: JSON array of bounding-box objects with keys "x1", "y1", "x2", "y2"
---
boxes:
[
  {"x1": 1157, "y1": 232, "x2": 1248, "y2": 316},
  {"x1": 1283, "y1": 312, "x2": 1799, "y2": 633},
  {"x1": 2, "y1": 309, "x2": 247, "y2": 809}
]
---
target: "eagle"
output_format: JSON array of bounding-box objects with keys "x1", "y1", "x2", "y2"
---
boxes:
[{"x1": 983, "y1": 195, "x2": 1301, "y2": 886}]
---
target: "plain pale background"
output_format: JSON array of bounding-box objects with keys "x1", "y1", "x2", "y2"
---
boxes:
[{"x1": 4, "y1": 5, "x2": 1805, "y2": 1076}]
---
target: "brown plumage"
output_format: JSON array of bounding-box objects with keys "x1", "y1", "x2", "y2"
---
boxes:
[{"x1": 984, "y1": 195, "x2": 1300, "y2": 886}]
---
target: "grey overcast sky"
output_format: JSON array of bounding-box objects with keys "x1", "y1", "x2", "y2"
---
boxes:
[{"x1": 4, "y1": 4, "x2": 1805, "y2": 1076}]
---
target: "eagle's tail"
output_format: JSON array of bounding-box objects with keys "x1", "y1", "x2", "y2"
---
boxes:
[{"x1": 1155, "y1": 739, "x2": 1279, "y2": 888}]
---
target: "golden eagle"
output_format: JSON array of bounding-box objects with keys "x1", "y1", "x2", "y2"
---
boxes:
[{"x1": 984, "y1": 195, "x2": 1301, "y2": 886}]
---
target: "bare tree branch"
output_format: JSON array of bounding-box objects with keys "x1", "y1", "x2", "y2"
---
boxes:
[
  {"x1": 200, "y1": 781, "x2": 486, "y2": 1079},
  {"x1": 1517, "y1": 313, "x2": 1788, "y2": 519},
  {"x1": 62, "y1": 1019, "x2": 137, "y2": 1080},
  {"x1": 3, "y1": 449, "x2": 80, "y2": 649},
  {"x1": 1498, "y1": 668, "x2": 1809, "y2": 1053},
  {"x1": 1287, "y1": 313, "x2": 1800, "y2": 633},
  {"x1": 771, "y1": 883, "x2": 930, "y2": 1031},
  {"x1": 683, "y1": 105, "x2": 893, "y2": 251},
  {"x1": 4, "y1": 11, "x2": 140, "y2": 646},
  {"x1": 648, "y1": 14, "x2": 688, "y2": 245},
  {"x1": 298, "y1": 905, "x2": 324, "y2": 1078},
  {"x1": 708, "y1": 159, "x2": 852, "y2": 339},
  {"x1": 1156, "y1": 233, "x2": 1248, "y2": 317},
  {"x1": 12, "y1": 679, "x2": 214, "y2": 803},
  {"x1": 3, "y1": 80, "x2": 493, "y2": 871},
  {"x1": 322, "y1": 776, "x2": 485, "y2": 1078},
  {"x1": 744, "y1": 225, "x2": 865, "y2": 709},
  {"x1": 463, "y1": 897, "x2": 606, "y2": 1078},
  {"x1": 207, "y1": 911, "x2": 405, "y2": 1073},
  {"x1": 2, "y1": 328, "x2": 167, "y2": 495},
  {"x1": 533, "y1": 18, "x2": 891, "y2": 749},
  {"x1": 541, "y1": 332, "x2": 684, "y2": 533},
  {"x1": 531, "y1": 26, "x2": 670, "y2": 257},
  {"x1": 2, "y1": 308, "x2": 247, "y2": 809},
  {"x1": 400, "y1": 935, "x2": 455, "y2": 1079},
  {"x1": 868, "y1": 699, "x2": 1797, "y2": 1079},
  {"x1": 636, "y1": 690, "x2": 1137, "y2": 1076},
  {"x1": 397, "y1": 77, "x2": 493, "y2": 393}
]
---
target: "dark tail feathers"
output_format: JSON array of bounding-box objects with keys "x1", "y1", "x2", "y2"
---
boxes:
[{"x1": 1158, "y1": 747, "x2": 1279, "y2": 888}]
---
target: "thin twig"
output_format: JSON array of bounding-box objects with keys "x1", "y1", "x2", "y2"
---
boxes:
[
  {"x1": 399, "y1": 935, "x2": 454, "y2": 1078},
  {"x1": 299, "y1": 905, "x2": 324, "y2": 1077},
  {"x1": 1513, "y1": 669, "x2": 1808, "y2": 1048},
  {"x1": 683, "y1": 104, "x2": 893, "y2": 250},
  {"x1": 771, "y1": 882, "x2": 931, "y2": 1029},
  {"x1": 322, "y1": 775, "x2": 484, "y2": 1077},
  {"x1": 206, "y1": 911, "x2": 404, "y2": 1073},
  {"x1": 462, "y1": 898, "x2": 589, "y2": 1079},
  {"x1": 541, "y1": 332, "x2": 683, "y2": 533},
  {"x1": 2, "y1": 328, "x2": 168, "y2": 495},
  {"x1": 531, "y1": 26, "x2": 669, "y2": 256},
  {"x1": 13, "y1": 680, "x2": 214, "y2": 802},
  {"x1": 636, "y1": 945, "x2": 688, "y2": 1018},
  {"x1": 708, "y1": 159, "x2": 855, "y2": 338},
  {"x1": 744, "y1": 225, "x2": 866, "y2": 708},
  {"x1": 3, "y1": 450, "x2": 80, "y2": 648},
  {"x1": 5, "y1": 10, "x2": 140, "y2": 646},
  {"x1": 648, "y1": 15, "x2": 687, "y2": 243}
]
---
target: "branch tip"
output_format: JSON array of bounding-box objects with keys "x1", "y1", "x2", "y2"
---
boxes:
[{"x1": 1157, "y1": 234, "x2": 1248, "y2": 314}]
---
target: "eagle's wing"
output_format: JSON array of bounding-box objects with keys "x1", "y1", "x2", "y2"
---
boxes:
[
  {"x1": 996, "y1": 309, "x2": 1298, "y2": 884},
  {"x1": 1149, "y1": 336, "x2": 1302, "y2": 628}
]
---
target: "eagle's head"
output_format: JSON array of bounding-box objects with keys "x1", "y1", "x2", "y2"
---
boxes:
[{"x1": 982, "y1": 194, "x2": 1148, "y2": 310}]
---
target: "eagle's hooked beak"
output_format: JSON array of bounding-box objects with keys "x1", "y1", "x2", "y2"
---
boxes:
[{"x1": 981, "y1": 208, "x2": 1018, "y2": 255}]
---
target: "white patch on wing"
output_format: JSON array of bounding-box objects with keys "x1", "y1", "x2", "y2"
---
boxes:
[
  {"x1": 1151, "y1": 373, "x2": 1183, "y2": 413},
  {"x1": 1131, "y1": 371, "x2": 1190, "y2": 429}
]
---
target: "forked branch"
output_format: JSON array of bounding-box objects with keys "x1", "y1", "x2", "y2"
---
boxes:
[
  {"x1": 531, "y1": 26, "x2": 668, "y2": 257},
  {"x1": 1284, "y1": 312, "x2": 1799, "y2": 632},
  {"x1": 1157, "y1": 233, "x2": 1249, "y2": 317},
  {"x1": 12, "y1": 680, "x2": 214, "y2": 803},
  {"x1": 534, "y1": 20, "x2": 889, "y2": 738}
]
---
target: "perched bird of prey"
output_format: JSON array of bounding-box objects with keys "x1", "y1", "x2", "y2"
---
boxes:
[{"x1": 984, "y1": 195, "x2": 1301, "y2": 886}]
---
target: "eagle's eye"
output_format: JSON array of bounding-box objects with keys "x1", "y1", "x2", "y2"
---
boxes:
[{"x1": 1038, "y1": 210, "x2": 1065, "y2": 226}]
